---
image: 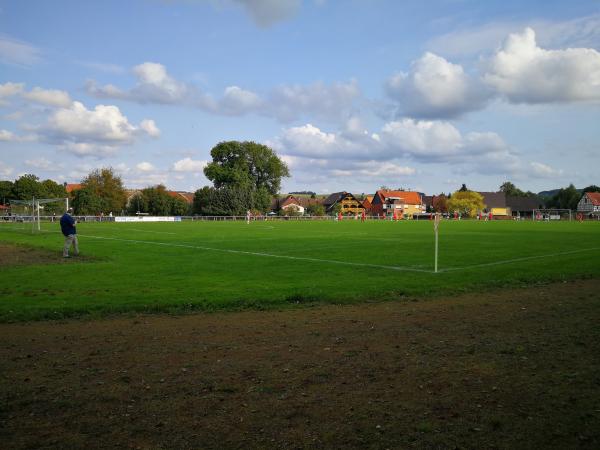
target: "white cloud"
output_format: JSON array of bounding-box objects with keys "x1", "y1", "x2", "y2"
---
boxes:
[
  {"x1": 267, "y1": 80, "x2": 361, "y2": 122},
  {"x1": 0, "y1": 161, "x2": 14, "y2": 177},
  {"x1": 87, "y1": 62, "x2": 198, "y2": 105},
  {"x1": 385, "y1": 52, "x2": 490, "y2": 118},
  {"x1": 484, "y1": 28, "x2": 600, "y2": 103},
  {"x1": 530, "y1": 161, "x2": 563, "y2": 178},
  {"x1": 274, "y1": 119, "x2": 525, "y2": 182},
  {"x1": 87, "y1": 62, "x2": 360, "y2": 123},
  {"x1": 0, "y1": 82, "x2": 24, "y2": 105},
  {"x1": 232, "y1": 0, "x2": 300, "y2": 27},
  {"x1": 44, "y1": 101, "x2": 159, "y2": 145},
  {"x1": 47, "y1": 101, "x2": 138, "y2": 143},
  {"x1": 139, "y1": 119, "x2": 161, "y2": 138},
  {"x1": 25, "y1": 157, "x2": 59, "y2": 171},
  {"x1": 23, "y1": 87, "x2": 72, "y2": 107},
  {"x1": 3, "y1": 111, "x2": 24, "y2": 121},
  {"x1": 0, "y1": 129, "x2": 17, "y2": 141},
  {"x1": 172, "y1": 157, "x2": 207, "y2": 172},
  {"x1": 79, "y1": 61, "x2": 126, "y2": 74},
  {"x1": 58, "y1": 143, "x2": 119, "y2": 158},
  {"x1": 136, "y1": 161, "x2": 156, "y2": 172},
  {"x1": 217, "y1": 86, "x2": 263, "y2": 115},
  {"x1": 428, "y1": 15, "x2": 600, "y2": 59},
  {"x1": 0, "y1": 35, "x2": 41, "y2": 66}
]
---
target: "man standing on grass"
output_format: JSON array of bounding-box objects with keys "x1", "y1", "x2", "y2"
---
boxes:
[{"x1": 60, "y1": 208, "x2": 79, "y2": 258}]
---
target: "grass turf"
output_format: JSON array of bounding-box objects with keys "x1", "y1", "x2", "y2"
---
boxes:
[{"x1": 0, "y1": 219, "x2": 598, "y2": 321}]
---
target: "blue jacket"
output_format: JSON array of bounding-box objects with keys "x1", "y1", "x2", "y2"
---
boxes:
[{"x1": 60, "y1": 213, "x2": 76, "y2": 236}]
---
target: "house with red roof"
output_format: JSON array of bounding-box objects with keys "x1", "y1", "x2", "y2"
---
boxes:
[
  {"x1": 65, "y1": 183, "x2": 82, "y2": 195},
  {"x1": 370, "y1": 190, "x2": 424, "y2": 218},
  {"x1": 577, "y1": 192, "x2": 600, "y2": 218}
]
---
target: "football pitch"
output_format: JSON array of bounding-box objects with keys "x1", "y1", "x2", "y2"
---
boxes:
[{"x1": 0, "y1": 219, "x2": 599, "y2": 321}]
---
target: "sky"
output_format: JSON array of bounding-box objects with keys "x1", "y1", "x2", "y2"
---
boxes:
[{"x1": 1, "y1": 0, "x2": 599, "y2": 195}]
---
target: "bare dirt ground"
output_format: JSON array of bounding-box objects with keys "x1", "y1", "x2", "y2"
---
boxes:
[
  {"x1": 0, "y1": 244, "x2": 63, "y2": 267},
  {"x1": 1, "y1": 279, "x2": 599, "y2": 449}
]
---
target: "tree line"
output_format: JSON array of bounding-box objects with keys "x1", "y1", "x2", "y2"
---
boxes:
[{"x1": 2, "y1": 144, "x2": 597, "y2": 216}]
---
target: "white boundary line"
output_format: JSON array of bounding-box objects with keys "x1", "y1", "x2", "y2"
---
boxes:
[
  {"x1": 127, "y1": 228, "x2": 178, "y2": 235},
  {"x1": 77, "y1": 233, "x2": 433, "y2": 273},
  {"x1": 438, "y1": 247, "x2": 600, "y2": 273}
]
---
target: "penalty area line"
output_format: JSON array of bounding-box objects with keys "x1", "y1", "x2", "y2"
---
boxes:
[
  {"x1": 78, "y1": 233, "x2": 433, "y2": 274},
  {"x1": 438, "y1": 247, "x2": 600, "y2": 273}
]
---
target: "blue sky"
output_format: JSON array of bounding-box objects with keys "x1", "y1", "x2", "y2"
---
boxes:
[{"x1": 1, "y1": 0, "x2": 599, "y2": 195}]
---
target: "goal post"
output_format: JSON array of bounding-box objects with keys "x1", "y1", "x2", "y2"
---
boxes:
[
  {"x1": 532, "y1": 209, "x2": 572, "y2": 221},
  {"x1": 434, "y1": 213, "x2": 441, "y2": 273},
  {"x1": 8, "y1": 197, "x2": 69, "y2": 232}
]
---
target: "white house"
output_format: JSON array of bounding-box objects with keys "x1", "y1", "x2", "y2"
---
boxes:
[{"x1": 577, "y1": 192, "x2": 600, "y2": 217}]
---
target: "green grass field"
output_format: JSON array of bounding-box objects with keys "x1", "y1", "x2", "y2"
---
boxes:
[{"x1": 1, "y1": 219, "x2": 599, "y2": 321}]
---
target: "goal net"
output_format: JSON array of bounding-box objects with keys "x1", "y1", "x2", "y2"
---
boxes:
[
  {"x1": 7, "y1": 198, "x2": 69, "y2": 232},
  {"x1": 532, "y1": 209, "x2": 572, "y2": 221}
]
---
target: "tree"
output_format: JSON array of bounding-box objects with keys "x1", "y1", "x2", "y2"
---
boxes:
[
  {"x1": 447, "y1": 190, "x2": 485, "y2": 218},
  {"x1": 193, "y1": 185, "x2": 255, "y2": 216},
  {"x1": 306, "y1": 203, "x2": 325, "y2": 216},
  {"x1": 0, "y1": 180, "x2": 14, "y2": 204},
  {"x1": 583, "y1": 185, "x2": 600, "y2": 193},
  {"x1": 204, "y1": 141, "x2": 289, "y2": 194},
  {"x1": 71, "y1": 187, "x2": 104, "y2": 215},
  {"x1": 500, "y1": 181, "x2": 522, "y2": 196},
  {"x1": 547, "y1": 184, "x2": 580, "y2": 210},
  {"x1": 171, "y1": 196, "x2": 190, "y2": 216},
  {"x1": 432, "y1": 194, "x2": 448, "y2": 213},
  {"x1": 199, "y1": 141, "x2": 289, "y2": 215},
  {"x1": 77, "y1": 168, "x2": 126, "y2": 214},
  {"x1": 499, "y1": 181, "x2": 537, "y2": 198},
  {"x1": 11, "y1": 174, "x2": 45, "y2": 199}
]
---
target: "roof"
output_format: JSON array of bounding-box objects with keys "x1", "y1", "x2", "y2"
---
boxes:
[
  {"x1": 585, "y1": 192, "x2": 600, "y2": 206},
  {"x1": 506, "y1": 195, "x2": 541, "y2": 211},
  {"x1": 167, "y1": 191, "x2": 194, "y2": 204},
  {"x1": 478, "y1": 192, "x2": 506, "y2": 208},
  {"x1": 323, "y1": 192, "x2": 346, "y2": 206},
  {"x1": 280, "y1": 195, "x2": 301, "y2": 208},
  {"x1": 65, "y1": 183, "x2": 82, "y2": 193},
  {"x1": 375, "y1": 190, "x2": 422, "y2": 205}
]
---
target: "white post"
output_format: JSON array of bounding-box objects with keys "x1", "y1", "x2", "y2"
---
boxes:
[
  {"x1": 65, "y1": 197, "x2": 69, "y2": 213},
  {"x1": 434, "y1": 213, "x2": 440, "y2": 273},
  {"x1": 37, "y1": 199, "x2": 41, "y2": 231},
  {"x1": 31, "y1": 196, "x2": 35, "y2": 234}
]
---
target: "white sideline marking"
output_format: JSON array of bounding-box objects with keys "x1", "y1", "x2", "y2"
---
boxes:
[
  {"x1": 77, "y1": 233, "x2": 433, "y2": 273},
  {"x1": 439, "y1": 247, "x2": 600, "y2": 273},
  {"x1": 127, "y1": 228, "x2": 177, "y2": 235}
]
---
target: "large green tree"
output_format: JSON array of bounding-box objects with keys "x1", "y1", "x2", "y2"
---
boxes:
[
  {"x1": 204, "y1": 141, "x2": 290, "y2": 194},
  {"x1": 447, "y1": 190, "x2": 485, "y2": 218},
  {"x1": 199, "y1": 141, "x2": 289, "y2": 214},
  {"x1": 72, "y1": 168, "x2": 126, "y2": 214}
]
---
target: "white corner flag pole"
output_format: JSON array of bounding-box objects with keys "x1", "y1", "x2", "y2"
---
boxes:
[{"x1": 434, "y1": 213, "x2": 440, "y2": 273}]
